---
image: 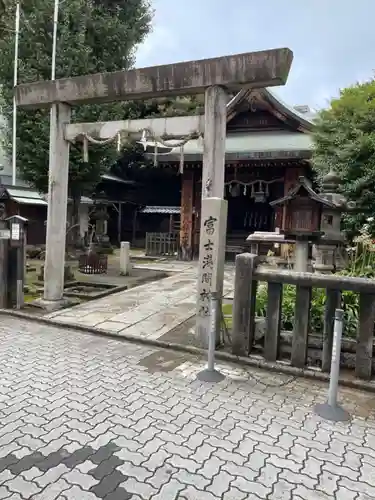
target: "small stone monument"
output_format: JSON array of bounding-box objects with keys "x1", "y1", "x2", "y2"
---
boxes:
[{"x1": 120, "y1": 241, "x2": 131, "y2": 276}]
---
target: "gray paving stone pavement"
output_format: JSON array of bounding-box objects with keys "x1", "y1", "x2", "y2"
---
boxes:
[
  {"x1": 0, "y1": 316, "x2": 374, "y2": 499},
  {"x1": 45, "y1": 262, "x2": 235, "y2": 341}
]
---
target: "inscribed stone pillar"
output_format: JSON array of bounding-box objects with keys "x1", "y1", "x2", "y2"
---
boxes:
[
  {"x1": 196, "y1": 197, "x2": 228, "y2": 347},
  {"x1": 179, "y1": 170, "x2": 194, "y2": 260},
  {"x1": 44, "y1": 103, "x2": 71, "y2": 302}
]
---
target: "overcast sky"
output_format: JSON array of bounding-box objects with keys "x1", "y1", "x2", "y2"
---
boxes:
[{"x1": 136, "y1": 0, "x2": 374, "y2": 111}]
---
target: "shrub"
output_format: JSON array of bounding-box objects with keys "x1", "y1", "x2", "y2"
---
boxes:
[
  {"x1": 26, "y1": 246, "x2": 44, "y2": 259},
  {"x1": 255, "y1": 283, "x2": 359, "y2": 338},
  {"x1": 95, "y1": 245, "x2": 114, "y2": 255}
]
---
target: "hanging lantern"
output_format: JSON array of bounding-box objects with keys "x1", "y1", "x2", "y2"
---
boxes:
[
  {"x1": 230, "y1": 167, "x2": 241, "y2": 197},
  {"x1": 253, "y1": 181, "x2": 266, "y2": 203},
  {"x1": 230, "y1": 182, "x2": 241, "y2": 197},
  {"x1": 138, "y1": 129, "x2": 148, "y2": 151}
]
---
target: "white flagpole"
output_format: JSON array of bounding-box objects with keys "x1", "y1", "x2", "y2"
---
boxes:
[
  {"x1": 51, "y1": 0, "x2": 59, "y2": 81},
  {"x1": 12, "y1": 2, "x2": 20, "y2": 186}
]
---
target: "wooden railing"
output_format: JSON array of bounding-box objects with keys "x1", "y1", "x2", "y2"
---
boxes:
[
  {"x1": 145, "y1": 232, "x2": 178, "y2": 257},
  {"x1": 232, "y1": 253, "x2": 375, "y2": 380}
]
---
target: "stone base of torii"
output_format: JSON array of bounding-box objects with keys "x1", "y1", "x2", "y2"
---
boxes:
[{"x1": 15, "y1": 48, "x2": 293, "y2": 347}]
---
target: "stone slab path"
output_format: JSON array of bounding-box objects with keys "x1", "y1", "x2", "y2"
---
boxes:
[
  {"x1": 47, "y1": 262, "x2": 235, "y2": 341},
  {"x1": 0, "y1": 316, "x2": 375, "y2": 499}
]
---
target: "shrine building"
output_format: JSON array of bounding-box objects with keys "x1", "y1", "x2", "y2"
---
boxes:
[{"x1": 151, "y1": 88, "x2": 315, "y2": 260}]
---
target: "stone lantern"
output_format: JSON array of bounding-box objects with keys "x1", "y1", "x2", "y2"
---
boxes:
[
  {"x1": 313, "y1": 170, "x2": 350, "y2": 273},
  {"x1": 88, "y1": 193, "x2": 112, "y2": 257},
  {"x1": 92, "y1": 203, "x2": 109, "y2": 243},
  {"x1": 270, "y1": 176, "x2": 338, "y2": 272}
]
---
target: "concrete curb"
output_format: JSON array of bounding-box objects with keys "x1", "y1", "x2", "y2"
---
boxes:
[{"x1": 1, "y1": 308, "x2": 375, "y2": 394}]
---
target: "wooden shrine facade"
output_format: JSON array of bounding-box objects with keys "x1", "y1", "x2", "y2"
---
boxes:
[
  {"x1": 179, "y1": 161, "x2": 309, "y2": 259},
  {"x1": 156, "y1": 87, "x2": 315, "y2": 260}
]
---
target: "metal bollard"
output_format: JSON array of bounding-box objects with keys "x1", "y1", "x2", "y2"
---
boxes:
[
  {"x1": 197, "y1": 291, "x2": 225, "y2": 383},
  {"x1": 314, "y1": 308, "x2": 350, "y2": 422},
  {"x1": 16, "y1": 279, "x2": 23, "y2": 310}
]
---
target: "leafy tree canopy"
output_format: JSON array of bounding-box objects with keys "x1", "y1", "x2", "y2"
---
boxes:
[
  {"x1": 0, "y1": 0, "x2": 153, "y2": 199},
  {"x1": 313, "y1": 78, "x2": 375, "y2": 237}
]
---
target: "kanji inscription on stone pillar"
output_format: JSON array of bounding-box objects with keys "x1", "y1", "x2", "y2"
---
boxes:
[{"x1": 196, "y1": 197, "x2": 228, "y2": 348}]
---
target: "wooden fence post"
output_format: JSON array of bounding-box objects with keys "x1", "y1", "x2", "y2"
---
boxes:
[
  {"x1": 291, "y1": 285, "x2": 311, "y2": 368},
  {"x1": 232, "y1": 253, "x2": 258, "y2": 357},
  {"x1": 356, "y1": 293, "x2": 375, "y2": 380},
  {"x1": 264, "y1": 282, "x2": 283, "y2": 361}
]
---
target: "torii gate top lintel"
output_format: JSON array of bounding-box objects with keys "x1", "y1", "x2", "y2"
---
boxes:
[{"x1": 15, "y1": 47, "x2": 293, "y2": 109}]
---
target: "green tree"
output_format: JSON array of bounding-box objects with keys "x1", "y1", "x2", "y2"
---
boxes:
[
  {"x1": 313, "y1": 79, "x2": 375, "y2": 238},
  {"x1": 0, "y1": 0, "x2": 152, "y2": 238},
  {"x1": 0, "y1": 0, "x2": 12, "y2": 25}
]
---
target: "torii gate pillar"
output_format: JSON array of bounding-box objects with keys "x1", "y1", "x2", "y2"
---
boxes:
[{"x1": 43, "y1": 103, "x2": 71, "y2": 302}]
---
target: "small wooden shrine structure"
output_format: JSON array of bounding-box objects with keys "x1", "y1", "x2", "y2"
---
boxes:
[
  {"x1": 270, "y1": 176, "x2": 335, "y2": 237},
  {"x1": 270, "y1": 176, "x2": 337, "y2": 271}
]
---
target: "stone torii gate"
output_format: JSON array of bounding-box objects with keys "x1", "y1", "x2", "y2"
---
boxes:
[{"x1": 15, "y1": 48, "x2": 293, "y2": 340}]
